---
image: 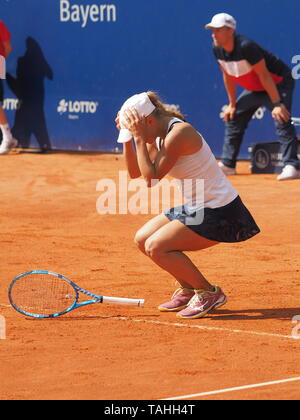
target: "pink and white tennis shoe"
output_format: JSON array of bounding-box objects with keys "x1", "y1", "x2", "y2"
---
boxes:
[
  {"x1": 176, "y1": 286, "x2": 227, "y2": 319},
  {"x1": 158, "y1": 287, "x2": 195, "y2": 312}
]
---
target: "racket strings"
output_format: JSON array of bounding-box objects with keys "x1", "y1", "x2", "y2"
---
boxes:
[{"x1": 10, "y1": 274, "x2": 77, "y2": 316}]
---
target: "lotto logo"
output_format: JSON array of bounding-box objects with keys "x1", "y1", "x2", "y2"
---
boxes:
[
  {"x1": 3, "y1": 98, "x2": 20, "y2": 111},
  {"x1": 57, "y1": 99, "x2": 99, "y2": 115},
  {"x1": 57, "y1": 99, "x2": 68, "y2": 114}
]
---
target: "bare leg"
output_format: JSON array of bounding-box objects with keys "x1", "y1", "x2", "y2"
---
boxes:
[
  {"x1": 134, "y1": 214, "x2": 172, "y2": 254},
  {"x1": 144, "y1": 220, "x2": 219, "y2": 290}
]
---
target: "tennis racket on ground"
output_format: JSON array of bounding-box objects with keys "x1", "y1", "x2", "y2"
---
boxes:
[{"x1": 8, "y1": 270, "x2": 144, "y2": 318}]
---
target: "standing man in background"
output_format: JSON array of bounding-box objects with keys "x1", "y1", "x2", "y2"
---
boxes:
[
  {"x1": 0, "y1": 20, "x2": 17, "y2": 154},
  {"x1": 205, "y1": 13, "x2": 300, "y2": 181}
]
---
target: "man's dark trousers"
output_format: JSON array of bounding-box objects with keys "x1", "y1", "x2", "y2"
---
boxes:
[{"x1": 222, "y1": 76, "x2": 299, "y2": 170}]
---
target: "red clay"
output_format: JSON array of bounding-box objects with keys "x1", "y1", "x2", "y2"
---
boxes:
[{"x1": 0, "y1": 152, "x2": 299, "y2": 400}]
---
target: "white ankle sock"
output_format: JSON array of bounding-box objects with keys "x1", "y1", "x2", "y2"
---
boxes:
[{"x1": 0, "y1": 124, "x2": 12, "y2": 142}]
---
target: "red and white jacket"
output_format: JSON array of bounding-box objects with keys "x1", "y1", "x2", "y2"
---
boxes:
[{"x1": 213, "y1": 34, "x2": 291, "y2": 91}]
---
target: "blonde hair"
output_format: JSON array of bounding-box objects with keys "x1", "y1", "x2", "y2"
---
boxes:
[{"x1": 146, "y1": 91, "x2": 185, "y2": 121}]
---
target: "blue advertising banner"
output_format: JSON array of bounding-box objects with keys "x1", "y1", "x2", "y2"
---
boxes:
[
  {"x1": 250, "y1": 141, "x2": 300, "y2": 174},
  {"x1": 1, "y1": 0, "x2": 299, "y2": 155}
]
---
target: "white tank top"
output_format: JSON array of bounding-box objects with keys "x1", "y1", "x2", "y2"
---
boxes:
[{"x1": 156, "y1": 118, "x2": 238, "y2": 212}]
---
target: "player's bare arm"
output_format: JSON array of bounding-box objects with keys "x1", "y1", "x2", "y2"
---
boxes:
[{"x1": 124, "y1": 109, "x2": 202, "y2": 186}]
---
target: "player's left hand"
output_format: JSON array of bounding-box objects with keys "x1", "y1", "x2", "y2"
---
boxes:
[{"x1": 272, "y1": 103, "x2": 291, "y2": 124}]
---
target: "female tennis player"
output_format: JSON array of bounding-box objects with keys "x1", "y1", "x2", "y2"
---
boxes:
[{"x1": 115, "y1": 91, "x2": 260, "y2": 319}]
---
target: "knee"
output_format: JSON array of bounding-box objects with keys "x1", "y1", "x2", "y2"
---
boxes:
[
  {"x1": 134, "y1": 230, "x2": 147, "y2": 252},
  {"x1": 144, "y1": 237, "x2": 164, "y2": 260}
]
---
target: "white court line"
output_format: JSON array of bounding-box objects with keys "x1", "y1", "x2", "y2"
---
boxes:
[
  {"x1": 161, "y1": 376, "x2": 300, "y2": 400},
  {"x1": 1, "y1": 305, "x2": 297, "y2": 341},
  {"x1": 114, "y1": 317, "x2": 297, "y2": 340},
  {"x1": 2, "y1": 304, "x2": 298, "y2": 399},
  {"x1": 0, "y1": 304, "x2": 11, "y2": 308}
]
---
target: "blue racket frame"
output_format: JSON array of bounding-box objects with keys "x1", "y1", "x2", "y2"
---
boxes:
[{"x1": 8, "y1": 270, "x2": 104, "y2": 319}]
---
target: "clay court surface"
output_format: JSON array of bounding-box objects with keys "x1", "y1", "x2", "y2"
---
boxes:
[{"x1": 0, "y1": 152, "x2": 299, "y2": 400}]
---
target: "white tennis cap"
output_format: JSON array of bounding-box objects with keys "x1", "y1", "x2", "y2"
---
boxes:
[
  {"x1": 117, "y1": 92, "x2": 156, "y2": 144},
  {"x1": 205, "y1": 13, "x2": 237, "y2": 30}
]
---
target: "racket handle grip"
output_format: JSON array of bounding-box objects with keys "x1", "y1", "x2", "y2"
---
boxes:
[{"x1": 102, "y1": 296, "x2": 145, "y2": 307}]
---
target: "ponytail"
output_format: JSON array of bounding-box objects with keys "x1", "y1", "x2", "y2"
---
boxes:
[{"x1": 146, "y1": 91, "x2": 186, "y2": 121}]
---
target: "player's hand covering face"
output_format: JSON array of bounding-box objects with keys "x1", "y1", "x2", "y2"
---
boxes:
[{"x1": 122, "y1": 108, "x2": 149, "y2": 141}]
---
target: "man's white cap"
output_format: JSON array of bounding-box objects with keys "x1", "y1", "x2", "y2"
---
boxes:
[
  {"x1": 205, "y1": 13, "x2": 237, "y2": 30},
  {"x1": 117, "y1": 92, "x2": 156, "y2": 144}
]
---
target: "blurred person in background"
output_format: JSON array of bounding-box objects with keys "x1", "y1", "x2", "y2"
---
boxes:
[{"x1": 0, "y1": 19, "x2": 17, "y2": 154}]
